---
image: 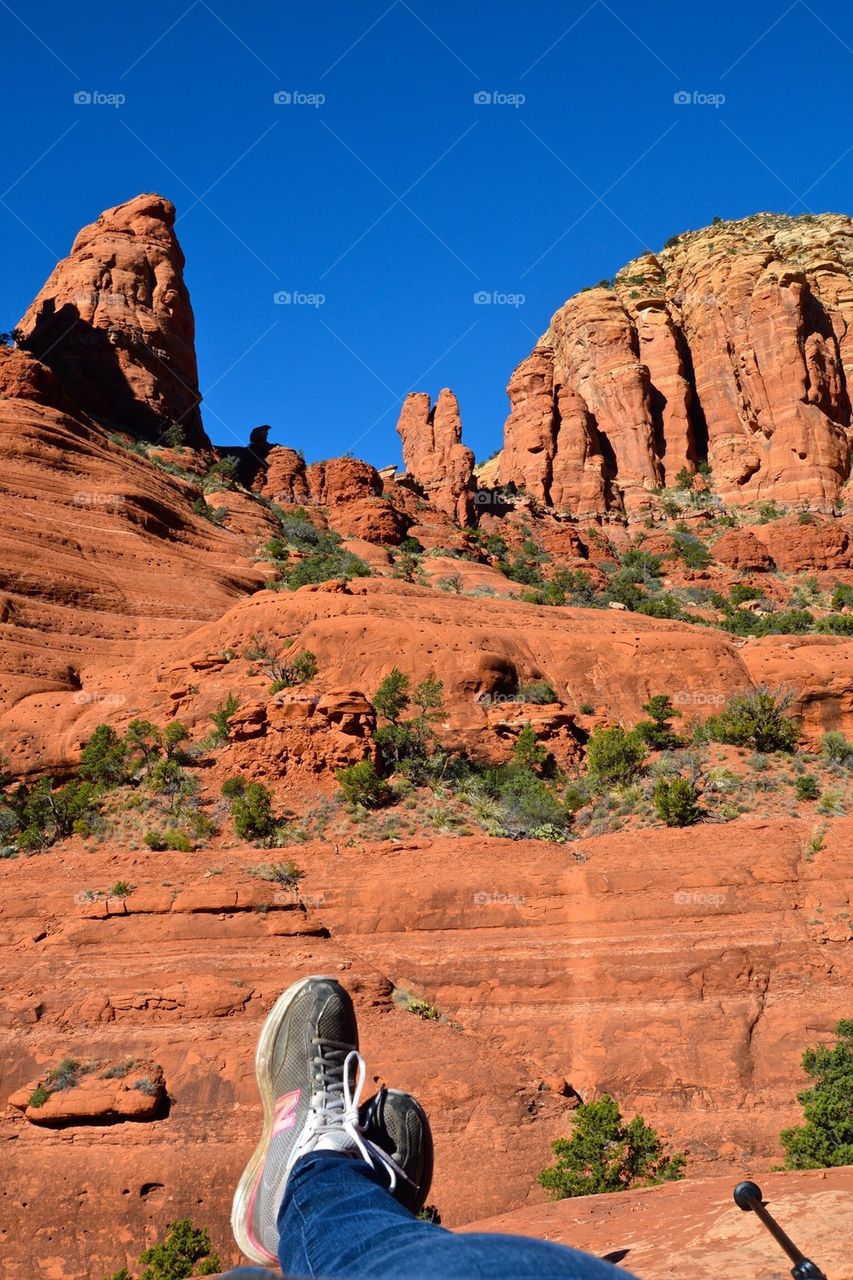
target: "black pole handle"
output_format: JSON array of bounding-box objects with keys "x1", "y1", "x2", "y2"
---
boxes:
[{"x1": 733, "y1": 1181, "x2": 827, "y2": 1280}]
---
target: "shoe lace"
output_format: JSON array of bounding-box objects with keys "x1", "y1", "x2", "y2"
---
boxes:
[{"x1": 309, "y1": 1039, "x2": 402, "y2": 1191}]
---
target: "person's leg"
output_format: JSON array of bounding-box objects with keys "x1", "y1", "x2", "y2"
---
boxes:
[
  {"x1": 230, "y1": 975, "x2": 637, "y2": 1279},
  {"x1": 279, "y1": 1150, "x2": 627, "y2": 1279}
]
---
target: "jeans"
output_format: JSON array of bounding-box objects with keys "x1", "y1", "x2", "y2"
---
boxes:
[{"x1": 221, "y1": 1150, "x2": 635, "y2": 1278}]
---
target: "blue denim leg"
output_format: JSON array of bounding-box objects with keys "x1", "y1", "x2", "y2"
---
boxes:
[{"x1": 274, "y1": 1150, "x2": 637, "y2": 1278}]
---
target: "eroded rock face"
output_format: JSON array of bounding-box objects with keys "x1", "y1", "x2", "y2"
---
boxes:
[
  {"x1": 712, "y1": 528, "x2": 775, "y2": 572},
  {"x1": 17, "y1": 194, "x2": 208, "y2": 448},
  {"x1": 498, "y1": 215, "x2": 853, "y2": 513},
  {"x1": 396, "y1": 389, "x2": 475, "y2": 525},
  {"x1": 256, "y1": 450, "x2": 409, "y2": 544}
]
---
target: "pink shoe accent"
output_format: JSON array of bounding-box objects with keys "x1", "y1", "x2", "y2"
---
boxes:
[
  {"x1": 271, "y1": 1089, "x2": 300, "y2": 1137},
  {"x1": 242, "y1": 1089, "x2": 302, "y2": 1264}
]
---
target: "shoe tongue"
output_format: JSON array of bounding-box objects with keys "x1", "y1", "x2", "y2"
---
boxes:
[{"x1": 314, "y1": 1129, "x2": 359, "y2": 1154}]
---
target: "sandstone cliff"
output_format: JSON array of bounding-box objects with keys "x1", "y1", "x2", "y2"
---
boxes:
[
  {"x1": 396, "y1": 389, "x2": 475, "y2": 525},
  {"x1": 494, "y1": 214, "x2": 853, "y2": 514},
  {"x1": 17, "y1": 194, "x2": 209, "y2": 448}
]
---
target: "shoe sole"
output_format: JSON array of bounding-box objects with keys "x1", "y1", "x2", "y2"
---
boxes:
[{"x1": 230, "y1": 974, "x2": 341, "y2": 1266}]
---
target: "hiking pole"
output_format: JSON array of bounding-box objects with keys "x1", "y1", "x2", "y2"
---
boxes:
[{"x1": 733, "y1": 1181, "x2": 827, "y2": 1279}]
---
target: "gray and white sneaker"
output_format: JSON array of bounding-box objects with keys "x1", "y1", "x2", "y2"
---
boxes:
[{"x1": 231, "y1": 975, "x2": 418, "y2": 1266}]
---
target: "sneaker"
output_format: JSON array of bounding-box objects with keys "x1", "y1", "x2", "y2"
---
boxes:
[
  {"x1": 359, "y1": 1087, "x2": 434, "y2": 1216},
  {"x1": 231, "y1": 975, "x2": 408, "y2": 1266}
]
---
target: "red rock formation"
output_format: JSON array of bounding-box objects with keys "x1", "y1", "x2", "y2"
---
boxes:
[
  {"x1": 498, "y1": 215, "x2": 853, "y2": 514},
  {"x1": 396, "y1": 389, "x2": 475, "y2": 525},
  {"x1": 712, "y1": 528, "x2": 775, "y2": 572},
  {"x1": 752, "y1": 515, "x2": 853, "y2": 571},
  {"x1": 17, "y1": 194, "x2": 209, "y2": 447},
  {"x1": 254, "y1": 446, "x2": 311, "y2": 506},
  {"x1": 256, "y1": 450, "x2": 409, "y2": 544},
  {"x1": 9, "y1": 1059, "x2": 166, "y2": 1125}
]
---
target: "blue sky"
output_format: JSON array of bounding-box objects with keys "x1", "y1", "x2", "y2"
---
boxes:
[{"x1": 1, "y1": 1, "x2": 852, "y2": 464}]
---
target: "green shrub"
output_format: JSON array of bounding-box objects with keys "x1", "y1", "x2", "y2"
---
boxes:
[
  {"x1": 512, "y1": 724, "x2": 549, "y2": 774},
  {"x1": 830, "y1": 583, "x2": 853, "y2": 610},
  {"x1": 245, "y1": 634, "x2": 318, "y2": 690},
  {"x1": 374, "y1": 669, "x2": 411, "y2": 724},
  {"x1": 653, "y1": 776, "x2": 700, "y2": 826},
  {"x1": 403, "y1": 996, "x2": 441, "y2": 1020},
  {"x1": 221, "y1": 776, "x2": 246, "y2": 800},
  {"x1": 461, "y1": 762, "x2": 572, "y2": 840},
  {"x1": 163, "y1": 829, "x2": 192, "y2": 852},
  {"x1": 79, "y1": 725, "x2": 130, "y2": 786},
  {"x1": 816, "y1": 613, "x2": 853, "y2": 636},
  {"x1": 550, "y1": 568, "x2": 598, "y2": 606},
  {"x1": 816, "y1": 788, "x2": 845, "y2": 817},
  {"x1": 702, "y1": 687, "x2": 799, "y2": 752},
  {"x1": 780, "y1": 1020, "x2": 853, "y2": 1169},
  {"x1": 247, "y1": 860, "x2": 302, "y2": 889},
  {"x1": 672, "y1": 531, "x2": 711, "y2": 569},
  {"x1": 202, "y1": 456, "x2": 239, "y2": 490},
  {"x1": 795, "y1": 775, "x2": 820, "y2": 801},
  {"x1": 209, "y1": 694, "x2": 239, "y2": 746},
  {"x1": 538, "y1": 1094, "x2": 685, "y2": 1197},
  {"x1": 619, "y1": 549, "x2": 663, "y2": 581},
  {"x1": 372, "y1": 673, "x2": 446, "y2": 782},
  {"x1": 163, "y1": 722, "x2": 190, "y2": 761},
  {"x1": 337, "y1": 761, "x2": 393, "y2": 808},
  {"x1": 48, "y1": 1057, "x2": 82, "y2": 1091},
  {"x1": 231, "y1": 782, "x2": 276, "y2": 840},
  {"x1": 821, "y1": 731, "x2": 853, "y2": 768},
  {"x1": 635, "y1": 594, "x2": 684, "y2": 620},
  {"x1": 273, "y1": 547, "x2": 371, "y2": 589},
  {"x1": 28, "y1": 1083, "x2": 50, "y2": 1108},
  {"x1": 134, "y1": 1217, "x2": 221, "y2": 1280},
  {"x1": 636, "y1": 695, "x2": 680, "y2": 749},
  {"x1": 15, "y1": 778, "x2": 100, "y2": 850},
  {"x1": 124, "y1": 719, "x2": 162, "y2": 771},
  {"x1": 586, "y1": 727, "x2": 646, "y2": 789},
  {"x1": 110, "y1": 881, "x2": 134, "y2": 899},
  {"x1": 143, "y1": 830, "x2": 167, "y2": 851},
  {"x1": 374, "y1": 722, "x2": 431, "y2": 777}
]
